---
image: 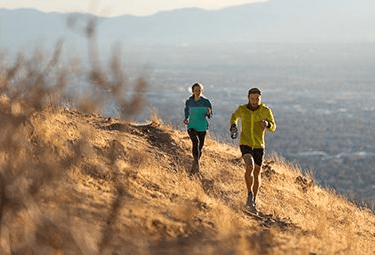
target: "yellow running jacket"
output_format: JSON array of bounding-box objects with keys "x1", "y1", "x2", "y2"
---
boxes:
[{"x1": 230, "y1": 104, "x2": 276, "y2": 148}]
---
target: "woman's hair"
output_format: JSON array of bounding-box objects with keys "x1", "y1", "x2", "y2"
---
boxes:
[{"x1": 191, "y1": 82, "x2": 204, "y2": 93}]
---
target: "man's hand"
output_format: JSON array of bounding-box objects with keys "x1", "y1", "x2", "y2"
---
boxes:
[
  {"x1": 183, "y1": 118, "x2": 189, "y2": 125},
  {"x1": 230, "y1": 124, "x2": 238, "y2": 133},
  {"x1": 261, "y1": 119, "x2": 269, "y2": 130},
  {"x1": 230, "y1": 124, "x2": 238, "y2": 139}
]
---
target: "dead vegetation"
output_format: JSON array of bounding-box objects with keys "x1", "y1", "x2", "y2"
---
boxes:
[
  {"x1": 0, "y1": 19, "x2": 374, "y2": 254},
  {"x1": 1, "y1": 102, "x2": 374, "y2": 254}
]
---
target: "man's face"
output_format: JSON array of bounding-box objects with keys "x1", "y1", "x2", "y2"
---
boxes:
[{"x1": 248, "y1": 93, "x2": 261, "y2": 108}]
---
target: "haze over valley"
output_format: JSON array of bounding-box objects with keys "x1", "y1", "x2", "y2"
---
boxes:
[{"x1": 1, "y1": 0, "x2": 375, "y2": 205}]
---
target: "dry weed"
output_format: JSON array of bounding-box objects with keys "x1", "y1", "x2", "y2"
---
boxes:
[{"x1": 0, "y1": 16, "x2": 374, "y2": 255}]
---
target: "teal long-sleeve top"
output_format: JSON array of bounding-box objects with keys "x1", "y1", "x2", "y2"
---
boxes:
[{"x1": 184, "y1": 96, "x2": 212, "y2": 132}]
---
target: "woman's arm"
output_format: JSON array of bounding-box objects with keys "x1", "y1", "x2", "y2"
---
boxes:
[{"x1": 183, "y1": 100, "x2": 190, "y2": 124}]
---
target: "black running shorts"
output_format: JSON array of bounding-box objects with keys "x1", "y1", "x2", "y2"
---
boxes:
[{"x1": 240, "y1": 145, "x2": 264, "y2": 166}]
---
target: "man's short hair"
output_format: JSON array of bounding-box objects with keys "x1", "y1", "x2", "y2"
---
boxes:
[{"x1": 248, "y1": 88, "x2": 261, "y2": 96}]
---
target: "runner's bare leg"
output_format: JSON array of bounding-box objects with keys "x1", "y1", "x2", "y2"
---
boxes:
[
  {"x1": 252, "y1": 164, "x2": 262, "y2": 200},
  {"x1": 243, "y1": 154, "x2": 254, "y2": 193}
]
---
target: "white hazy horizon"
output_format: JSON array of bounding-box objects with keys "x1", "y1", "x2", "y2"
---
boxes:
[{"x1": 0, "y1": 0, "x2": 267, "y2": 17}]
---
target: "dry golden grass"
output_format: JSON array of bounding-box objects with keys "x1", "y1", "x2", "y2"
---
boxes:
[
  {"x1": 0, "y1": 104, "x2": 374, "y2": 254},
  {"x1": 0, "y1": 24, "x2": 374, "y2": 254}
]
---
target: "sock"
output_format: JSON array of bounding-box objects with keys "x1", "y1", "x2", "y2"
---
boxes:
[{"x1": 248, "y1": 192, "x2": 253, "y2": 201}]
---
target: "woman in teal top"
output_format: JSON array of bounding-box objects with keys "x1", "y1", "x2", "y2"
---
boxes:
[{"x1": 183, "y1": 82, "x2": 212, "y2": 174}]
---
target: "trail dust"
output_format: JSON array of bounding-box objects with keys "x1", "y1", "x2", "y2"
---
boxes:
[{"x1": 0, "y1": 106, "x2": 374, "y2": 254}]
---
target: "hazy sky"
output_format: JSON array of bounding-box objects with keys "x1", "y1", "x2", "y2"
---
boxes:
[{"x1": 0, "y1": 0, "x2": 267, "y2": 17}]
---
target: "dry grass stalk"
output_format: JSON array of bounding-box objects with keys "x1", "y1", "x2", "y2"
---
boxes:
[{"x1": 0, "y1": 19, "x2": 374, "y2": 255}]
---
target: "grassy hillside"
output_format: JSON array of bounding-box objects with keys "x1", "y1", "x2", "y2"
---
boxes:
[
  {"x1": 0, "y1": 104, "x2": 374, "y2": 254},
  {"x1": 0, "y1": 36, "x2": 374, "y2": 254}
]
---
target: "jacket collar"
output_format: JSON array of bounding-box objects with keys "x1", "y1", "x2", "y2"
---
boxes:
[{"x1": 246, "y1": 103, "x2": 263, "y2": 111}]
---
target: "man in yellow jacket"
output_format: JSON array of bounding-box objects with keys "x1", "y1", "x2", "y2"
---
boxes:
[{"x1": 230, "y1": 88, "x2": 276, "y2": 214}]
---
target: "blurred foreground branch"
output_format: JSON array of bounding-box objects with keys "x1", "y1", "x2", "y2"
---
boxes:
[{"x1": 0, "y1": 16, "x2": 148, "y2": 254}]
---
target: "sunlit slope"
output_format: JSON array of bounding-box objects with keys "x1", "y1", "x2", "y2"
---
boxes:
[{"x1": 1, "y1": 107, "x2": 375, "y2": 254}]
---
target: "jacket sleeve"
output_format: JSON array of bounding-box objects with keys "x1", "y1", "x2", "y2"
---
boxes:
[
  {"x1": 265, "y1": 108, "x2": 277, "y2": 133},
  {"x1": 207, "y1": 99, "x2": 212, "y2": 110},
  {"x1": 230, "y1": 106, "x2": 241, "y2": 126},
  {"x1": 207, "y1": 99, "x2": 213, "y2": 117},
  {"x1": 184, "y1": 100, "x2": 190, "y2": 119}
]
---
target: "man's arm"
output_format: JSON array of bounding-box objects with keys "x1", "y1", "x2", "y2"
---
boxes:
[
  {"x1": 230, "y1": 106, "x2": 241, "y2": 126},
  {"x1": 265, "y1": 109, "x2": 276, "y2": 132}
]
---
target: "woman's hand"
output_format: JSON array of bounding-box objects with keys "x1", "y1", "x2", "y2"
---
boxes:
[{"x1": 206, "y1": 108, "x2": 212, "y2": 118}]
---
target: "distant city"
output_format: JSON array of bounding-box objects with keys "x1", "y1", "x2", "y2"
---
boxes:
[{"x1": 0, "y1": 5, "x2": 374, "y2": 205}]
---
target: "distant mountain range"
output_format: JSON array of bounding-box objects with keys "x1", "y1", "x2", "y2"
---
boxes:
[{"x1": 0, "y1": 0, "x2": 374, "y2": 54}]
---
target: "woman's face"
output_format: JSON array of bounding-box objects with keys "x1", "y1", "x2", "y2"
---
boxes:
[{"x1": 193, "y1": 85, "x2": 202, "y2": 98}]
